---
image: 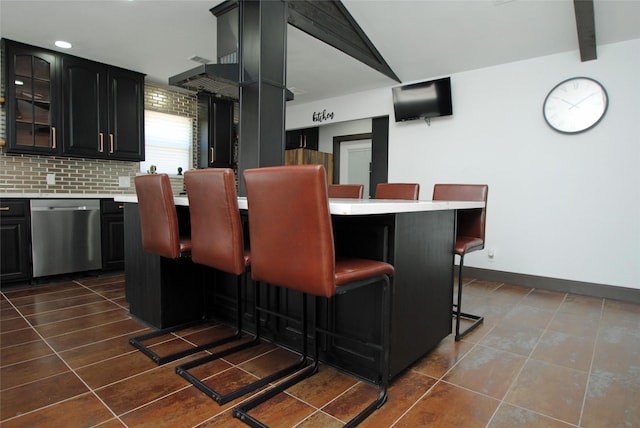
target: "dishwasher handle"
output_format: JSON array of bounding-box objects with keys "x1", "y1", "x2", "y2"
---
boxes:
[{"x1": 31, "y1": 206, "x2": 98, "y2": 212}]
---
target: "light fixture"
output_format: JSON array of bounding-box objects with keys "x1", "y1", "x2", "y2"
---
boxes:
[{"x1": 55, "y1": 40, "x2": 72, "y2": 49}]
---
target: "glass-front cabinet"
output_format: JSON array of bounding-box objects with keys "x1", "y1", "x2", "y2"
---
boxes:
[{"x1": 5, "y1": 40, "x2": 60, "y2": 155}]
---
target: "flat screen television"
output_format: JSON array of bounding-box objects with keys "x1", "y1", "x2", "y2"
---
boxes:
[{"x1": 392, "y1": 77, "x2": 452, "y2": 122}]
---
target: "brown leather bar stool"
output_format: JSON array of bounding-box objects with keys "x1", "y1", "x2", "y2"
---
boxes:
[
  {"x1": 234, "y1": 165, "x2": 394, "y2": 427},
  {"x1": 375, "y1": 182, "x2": 420, "y2": 200},
  {"x1": 129, "y1": 173, "x2": 197, "y2": 364},
  {"x1": 174, "y1": 168, "x2": 258, "y2": 403},
  {"x1": 433, "y1": 184, "x2": 488, "y2": 341},
  {"x1": 328, "y1": 183, "x2": 364, "y2": 198}
]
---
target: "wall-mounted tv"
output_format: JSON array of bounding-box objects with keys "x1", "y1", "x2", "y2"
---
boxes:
[{"x1": 392, "y1": 77, "x2": 452, "y2": 122}]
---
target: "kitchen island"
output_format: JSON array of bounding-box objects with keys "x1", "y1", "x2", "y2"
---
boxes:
[{"x1": 115, "y1": 194, "x2": 484, "y2": 381}]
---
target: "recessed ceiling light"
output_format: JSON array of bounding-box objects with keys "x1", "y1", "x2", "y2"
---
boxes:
[{"x1": 55, "y1": 40, "x2": 72, "y2": 49}]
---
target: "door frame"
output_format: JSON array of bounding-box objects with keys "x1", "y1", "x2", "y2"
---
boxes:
[{"x1": 333, "y1": 132, "x2": 372, "y2": 185}]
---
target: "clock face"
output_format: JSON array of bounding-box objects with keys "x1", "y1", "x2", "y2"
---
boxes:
[{"x1": 543, "y1": 77, "x2": 608, "y2": 134}]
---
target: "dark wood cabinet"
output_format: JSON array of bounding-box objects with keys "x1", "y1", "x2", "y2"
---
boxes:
[
  {"x1": 286, "y1": 127, "x2": 319, "y2": 150},
  {"x1": 0, "y1": 199, "x2": 31, "y2": 284},
  {"x1": 101, "y1": 199, "x2": 125, "y2": 270},
  {"x1": 62, "y1": 56, "x2": 145, "y2": 161},
  {"x1": 3, "y1": 40, "x2": 61, "y2": 156},
  {"x1": 198, "y1": 94, "x2": 234, "y2": 168},
  {"x1": 3, "y1": 39, "x2": 144, "y2": 162}
]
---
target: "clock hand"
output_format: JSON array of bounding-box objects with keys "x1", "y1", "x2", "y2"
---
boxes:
[
  {"x1": 557, "y1": 97, "x2": 578, "y2": 108},
  {"x1": 568, "y1": 92, "x2": 597, "y2": 110}
]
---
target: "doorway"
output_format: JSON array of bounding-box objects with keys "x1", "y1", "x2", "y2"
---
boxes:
[
  {"x1": 333, "y1": 132, "x2": 372, "y2": 197},
  {"x1": 339, "y1": 139, "x2": 372, "y2": 198}
]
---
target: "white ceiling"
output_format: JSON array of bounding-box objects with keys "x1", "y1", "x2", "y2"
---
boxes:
[{"x1": 1, "y1": 0, "x2": 639, "y2": 105}]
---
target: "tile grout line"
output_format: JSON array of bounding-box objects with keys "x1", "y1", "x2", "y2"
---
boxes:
[
  {"x1": 389, "y1": 279, "x2": 506, "y2": 427},
  {"x1": 576, "y1": 297, "x2": 606, "y2": 427},
  {"x1": 486, "y1": 289, "x2": 591, "y2": 427},
  {"x1": 1, "y1": 286, "x2": 128, "y2": 427}
]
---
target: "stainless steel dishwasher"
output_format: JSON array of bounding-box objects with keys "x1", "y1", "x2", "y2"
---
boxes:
[{"x1": 30, "y1": 199, "x2": 102, "y2": 278}]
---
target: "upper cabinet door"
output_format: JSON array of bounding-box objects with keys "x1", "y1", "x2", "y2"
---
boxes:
[
  {"x1": 4, "y1": 41, "x2": 60, "y2": 155},
  {"x1": 108, "y1": 67, "x2": 145, "y2": 161},
  {"x1": 3, "y1": 39, "x2": 144, "y2": 162},
  {"x1": 61, "y1": 56, "x2": 107, "y2": 158},
  {"x1": 62, "y1": 59, "x2": 144, "y2": 161}
]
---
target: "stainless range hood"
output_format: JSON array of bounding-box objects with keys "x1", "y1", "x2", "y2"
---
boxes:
[
  {"x1": 169, "y1": 63, "x2": 240, "y2": 99},
  {"x1": 169, "y1": 1, "x2": 241, "y2": 99}
]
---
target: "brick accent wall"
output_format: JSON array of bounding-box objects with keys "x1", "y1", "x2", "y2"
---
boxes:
[{"x1": 0, "y1": 75, "x2": 197, "y2": 195}]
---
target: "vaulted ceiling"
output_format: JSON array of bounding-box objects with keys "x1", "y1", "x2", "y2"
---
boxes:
[{"x1": 1, "y1": 1, "x2": 639, "y2": 105}]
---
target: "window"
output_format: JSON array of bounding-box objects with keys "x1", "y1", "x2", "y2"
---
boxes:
[{"x1": 140, "y1": 111, "x2": 192, "y2": 174}]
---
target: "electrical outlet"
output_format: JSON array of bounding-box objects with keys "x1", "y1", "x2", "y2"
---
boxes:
[
  {"x1": 46, "y1": 173, "x2": 56, "y2": 185},
  {"x1": 119, "y1": 176, "x2": 131, "y2": 188}
]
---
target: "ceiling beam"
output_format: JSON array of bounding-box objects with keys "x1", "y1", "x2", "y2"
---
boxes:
[
  {"x1": 574, "y1": 0, "x2": 597, "y2": 61},
  {"x1": 288, "y1": 0, "x2": 401, "y2": 83}
]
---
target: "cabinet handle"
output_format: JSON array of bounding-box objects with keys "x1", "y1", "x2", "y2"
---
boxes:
[
  {"x1": 304, "y1": 135, "x2": 307, "y2": 148},
  {"x1": 99, "y1": 133, "x2": 104, "y2": 152},
  {"x1": 299, "y1": 135, "x2": 303, "y2": 148},
  {"x1": 118, "y1": 205, "x2": 124, "y2": 209},
  {"x1": 0, "y1": 207, "x2": 9, "y2": 211},
  {"x1": 211, "y1": 147, "x2": 214, "y2": 163},
  {"x1": 52, "y1": 127, "x2": 57, "y2": 149},
  {"x1": 109, "y1": 134, "x2": 114, "y2": 153}
]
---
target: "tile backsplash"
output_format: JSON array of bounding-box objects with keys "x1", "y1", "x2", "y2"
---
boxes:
[{"x1": 0, "y1": 80, "x2": 196, "y2": 196}]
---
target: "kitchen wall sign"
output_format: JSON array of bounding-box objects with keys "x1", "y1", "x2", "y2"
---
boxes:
[{"x1": 313, "y1": 109, "x2": 335, "y2": 123}]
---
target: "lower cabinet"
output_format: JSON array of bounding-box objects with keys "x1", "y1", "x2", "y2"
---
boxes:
[
  {"x1": 0, "y1": 199, "x2": 31, "y2": 284},
  {"x1": 101, "y1": 199, "x2": 125, "y2": 270}
]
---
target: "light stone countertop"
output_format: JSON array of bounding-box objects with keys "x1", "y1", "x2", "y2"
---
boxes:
[{"x1": 114, "y1": 195, "x2": 484, "y2": 215}]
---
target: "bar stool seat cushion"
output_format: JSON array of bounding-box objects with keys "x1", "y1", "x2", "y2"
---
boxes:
[
  {"x1": 335, "y1": 257, "x2": 394, "y2": 288},
  {"x1": 455, "y1": 236, "x2": 484, "y2": 256}
]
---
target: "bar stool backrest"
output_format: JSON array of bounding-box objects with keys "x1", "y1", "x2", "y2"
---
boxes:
[
  {"x1": 244, "y1": 165, "x2": 336, "y2": 298},
  {"x1": 433, "y1": 184, "x2": 488, "y2": 250},
  {"x1": 375, "y1": 183, "x2": 420, "y2": 200},
  {"x1": 135, "y1": 174, "x2": 183, "y2": 259},
  {"x1": 328, "y1": 184, "x2": 364, "y2": 199},
  {"x1": 185, "y1": 169, "x2": 246, "y2": 276}
]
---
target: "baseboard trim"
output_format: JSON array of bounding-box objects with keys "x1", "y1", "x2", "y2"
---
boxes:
[{"x1": 465, "y1": 267, "x2": 640, "y2": 305}]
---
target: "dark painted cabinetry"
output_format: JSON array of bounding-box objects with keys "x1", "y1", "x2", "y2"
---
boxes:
[
  {"x1": 62, "y1": 56, "x2": 144, "y2": 161},
  {"x1": 286, "y1": 127, "x2": 319, "y2": 150},
  {"x1": 101, "y1": 200, "x2": 125, "y2": 270},
  {"x1": 0, "y1": 199, "x2": 31, "y2": 284},
  {"x1": 3, "y1": 40, "x2": 61, "y2": 155},
  {"x1": 198, "y1": 94, "x2": 234, "y2": 168},
  {"x1": 3, "y1": 39, "x2": 144, "y2": 161}
]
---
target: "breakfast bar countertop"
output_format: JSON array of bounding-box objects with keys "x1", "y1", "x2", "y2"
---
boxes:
[{"x1": 114, "y1": 195, "x2": 484, "y2": 215}]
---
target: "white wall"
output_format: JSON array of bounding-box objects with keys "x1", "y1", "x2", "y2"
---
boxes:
[
  {"x1": 317, "y1": 118, "x2": 372, "y2": 153},
  {"x1": 287, "y1": 39, "x2": 640, "y2": 290}
]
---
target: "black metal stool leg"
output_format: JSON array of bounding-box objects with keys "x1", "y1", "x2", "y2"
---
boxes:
[
  {"x1": 130, "y1": 272, "x2": 247, "y2": 365},
  {"x1": 176, "y1": 281, "x2": 308, "y2": 405},
  {"x1": 233, "y1": 275, "x2": 391, "y2": 427},
  {"x1": 233, "y1": 293, "x2": 318, "y2": 426},
  {"x1": 453, "y1": 254, "x2": 484, "y2": 341}
]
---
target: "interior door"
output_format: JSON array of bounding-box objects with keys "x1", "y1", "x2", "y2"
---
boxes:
[{"x1": 339, "y1": 139, "x2": 372, "y2": 198}]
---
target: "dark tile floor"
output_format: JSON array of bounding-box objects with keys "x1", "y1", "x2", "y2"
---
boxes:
[{"x1": 1, "y1": 273, "x2": 638, "y2": 427}]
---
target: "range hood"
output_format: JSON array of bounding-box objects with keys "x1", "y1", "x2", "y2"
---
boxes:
[
  {"x1": 169, "y1": 63, "x2": 240, "y2": 99},
  {"x1": 169, "y1": 2, "x2": 240, "y2": 98},
  {"x1": 169, "y1": 1, "x2": 293, "y2": 101}
]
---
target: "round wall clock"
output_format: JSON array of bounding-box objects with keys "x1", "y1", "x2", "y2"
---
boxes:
[{"x1": 543, "y1": 77, "x2": 608, "y2": 134}]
